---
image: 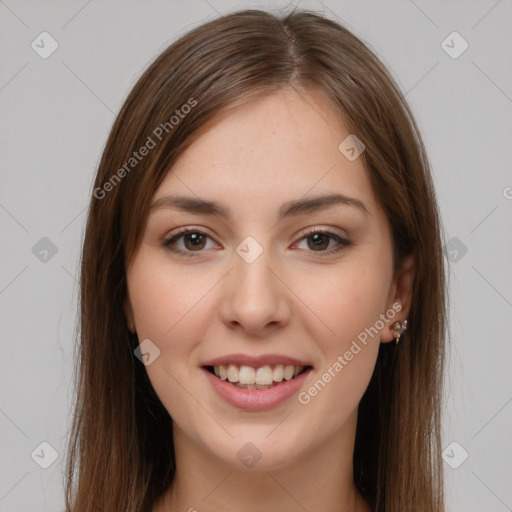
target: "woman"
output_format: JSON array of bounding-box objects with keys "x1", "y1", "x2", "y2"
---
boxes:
[{"x1": 65, "y1": 8, "x2": 448, "y2": 512}]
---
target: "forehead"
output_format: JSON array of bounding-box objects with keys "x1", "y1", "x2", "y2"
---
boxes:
[{"x1": 152, "y1": 88, "x2": 380, "y2": 219}]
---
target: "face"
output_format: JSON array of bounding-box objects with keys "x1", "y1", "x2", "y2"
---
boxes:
[{"x1": 125, "y1": 88, "x2": 409, "y2": 471}]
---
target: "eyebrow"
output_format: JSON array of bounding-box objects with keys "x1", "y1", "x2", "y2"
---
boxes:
[{"x1": 149, "y1": 193, "x2": 371, "y2": 219}]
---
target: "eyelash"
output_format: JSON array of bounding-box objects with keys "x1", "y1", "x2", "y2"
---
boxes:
[{"x1": 162, "y1": 227, "x2": 352, "y2": 258}]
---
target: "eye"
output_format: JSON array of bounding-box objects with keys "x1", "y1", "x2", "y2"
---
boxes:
[
  {"x1": 163, "y1": 229, "x2": 217, "y2": 257},
  {"x1": 162, "y1": 227, "x2": 352, "y2": 257},
  {"x1": 294, "y1": 228, "x2": 352, "y2": 255}
]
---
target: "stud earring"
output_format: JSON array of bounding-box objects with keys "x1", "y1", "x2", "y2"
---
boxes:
[{"x1": 393, "y1": 319, "x2": 408, "y2": 345}]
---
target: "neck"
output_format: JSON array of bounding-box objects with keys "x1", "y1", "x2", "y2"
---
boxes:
[{"x1": 153, "y1": 409, "x2": 371, "y2": 512}]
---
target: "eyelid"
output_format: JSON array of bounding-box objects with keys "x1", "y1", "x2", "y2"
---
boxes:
[
  {"x1": 297, "y1": 225, "x2": 349, "y2": 241},
  {"x1": 164, "y1": 226, "x2": 215, "y2": 241}
]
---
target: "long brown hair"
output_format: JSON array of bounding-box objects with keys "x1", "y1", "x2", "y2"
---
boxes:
[{"x1": 65, "y1": 8, "x2": 447, "y2": 512}]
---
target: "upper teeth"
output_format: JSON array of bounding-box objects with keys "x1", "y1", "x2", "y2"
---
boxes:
[{"x1": 213, "y1": 364, "x2": 304, "y2": 385}]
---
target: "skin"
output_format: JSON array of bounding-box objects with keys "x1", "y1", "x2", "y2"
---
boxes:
[{"x1": 125, "y1": 87, "x2": 415, "y2": 512}]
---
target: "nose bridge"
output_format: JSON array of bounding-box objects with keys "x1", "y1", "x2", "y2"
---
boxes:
[
  {"x1": 234, "y1": 244, "x2": 275, "y2": 294},
  {"x1": 220, "y1": 235, "x2": 289, "y2": 333}
]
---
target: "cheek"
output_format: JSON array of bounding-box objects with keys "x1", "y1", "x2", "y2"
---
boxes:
[
  {"x1": 291, "y1": 253, "x2": 391, "y2": 412},
  {"x1": 128, "y1": 248, "x2": 211, "y2": 341},
  {"x1": 294, "y1": 259, "x2": 392, "y2": 351},
  {"x1": 127, "y1": 251, "x2": 214, "y2": 428},
  {"x1": 293, "y1": 272, "x2": 386, "y2": 440}
]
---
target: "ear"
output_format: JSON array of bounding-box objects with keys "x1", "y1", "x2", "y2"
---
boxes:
[
  {"x1": 381, "y1": 253, "x2": 415, "y2": 343},
  {"x1": 124, "y1": 296, "x2": 136, "y2": 334}
]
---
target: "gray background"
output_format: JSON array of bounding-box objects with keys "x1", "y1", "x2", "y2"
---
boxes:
[{"x1": 1, "y1": 0, "x2": 511, "y2": 510}]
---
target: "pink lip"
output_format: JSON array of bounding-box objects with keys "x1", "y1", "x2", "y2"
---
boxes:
[
  {"x1": 202, "y1": 367, "x2": 312, "y2": 411},
  {"x1": 202, "y1": 353, "x2": 312, "y2": 368}
]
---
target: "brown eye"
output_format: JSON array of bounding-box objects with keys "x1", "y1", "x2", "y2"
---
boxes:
[
  {"x1": 163, "y1": 228, "x2": 351, "y2": 259},
  {"x1": 163, "y1": 229, "x2": 215, "y2": 256},
  {"x1": 296, "y1": 230, "x2": 352, "y2": 254},
  {"x1": 182, "y1": 232, "x2": 206, "y2": 251},
  {"x1": 306, "y1": 232, "x2": 331, "y2": 251}
]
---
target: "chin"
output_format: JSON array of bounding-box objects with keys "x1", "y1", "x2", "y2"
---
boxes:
[{"x1": 199, "y1": 424, "x2": 309, "y2": 472}]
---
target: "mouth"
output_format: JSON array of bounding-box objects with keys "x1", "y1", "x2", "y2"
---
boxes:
[
  {"x1": 204, "y1": 363, "x2": 312, "y2": 390},
  {"x1": 201, "y1": 356, "x2": 313, "y2": 410}
]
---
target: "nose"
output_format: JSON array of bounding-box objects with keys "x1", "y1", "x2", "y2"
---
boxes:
[{"x1": 218, "y1": 245, "x2": 291, "y2": 337}]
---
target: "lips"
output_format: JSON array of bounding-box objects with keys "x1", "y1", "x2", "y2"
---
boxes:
[
  {"x1": 201, "y1": 353, "x2": 313, "y2": 410},
  {"x1": 202, "y1": 353, "x2": 312, "y2": 368}
]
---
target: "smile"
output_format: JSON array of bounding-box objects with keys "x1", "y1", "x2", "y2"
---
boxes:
[
  {"x1": 201, "y1": 354, "x2": 313, "y2": 410},
  {"x1": 207, "y1": 364, "x2": 308, "y2": 389}
]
